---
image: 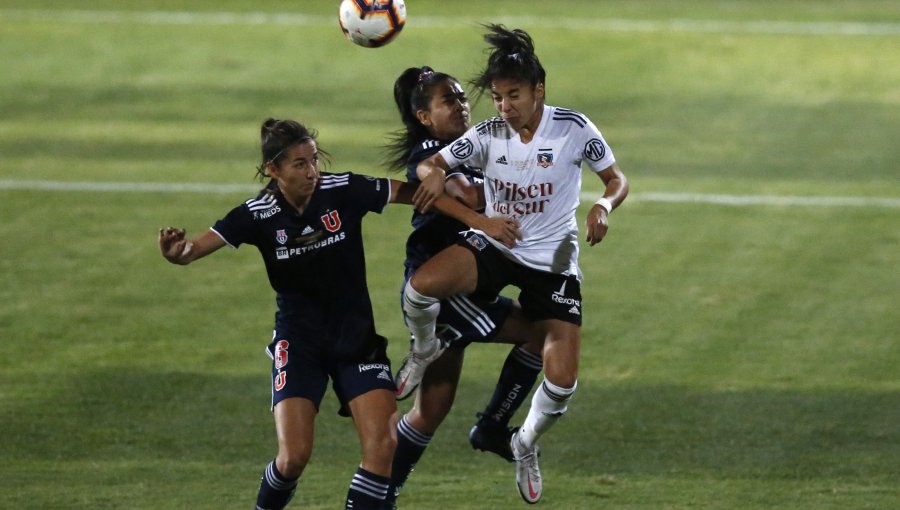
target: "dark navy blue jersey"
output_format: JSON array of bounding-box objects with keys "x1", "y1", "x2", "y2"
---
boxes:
[
  {"x1": 404, "y1": 138, "x2": 484, "y2": 278},
  {"x1": 212, "y1": 172, "x2": 391, "y2": 360}
]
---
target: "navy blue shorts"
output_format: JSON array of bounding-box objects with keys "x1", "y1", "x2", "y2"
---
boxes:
[
  {"x1": 265, "y1": 331, "x2": 394, "y2": 411},
  {"x1": 457, "y1": 231, "x2": 583, "y2": 326}
]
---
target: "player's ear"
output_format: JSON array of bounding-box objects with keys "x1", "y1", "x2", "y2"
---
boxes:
[
  {"x1": 266, "y1": 160, "x2": 280, "y2": 178},
  {"x1": 415, "y1": 109, "x2": 432, "y2": 127},
  {"x1": 535, "y1": 83, "x2": 545, "y2": 100}
]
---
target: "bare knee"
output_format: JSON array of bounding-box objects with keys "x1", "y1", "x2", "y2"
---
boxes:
[
  {"x1": 409, "y1": 246, "x2": 476, "y2": 297},
  {"x1": 545, "y1": 372, "x2": 577, "y2": 390},
  {"x1": 361, "y1": 432, "x2": 397, "y2": 471},
  {"x1": 277, "y1": 446, "x2": 312, "y2": 479}
]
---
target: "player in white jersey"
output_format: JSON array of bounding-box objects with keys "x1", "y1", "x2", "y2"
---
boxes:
[
  {"x1": 445, "y1": 103, "x2": 614, "y2": 276},
  {"x1": 394, "y1": 25, "x2": 629, "y2": 504}
]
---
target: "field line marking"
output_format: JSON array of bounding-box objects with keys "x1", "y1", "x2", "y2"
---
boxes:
[
  {"x1": 581, "y1": 191, "x2": 900, "y2": 208},
  {"x1": 0, "y1": 179, "x2": 257, "y2": 194},
  {"x1": 1, "y1": 9, "x2": 899, "y2": 37},
  {"x1": 2, "y1": 179, "x2": 898, "y2": 208}
]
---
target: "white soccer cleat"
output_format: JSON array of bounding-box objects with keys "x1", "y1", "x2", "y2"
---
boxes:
[
  {"x1": 511, "y1": 430, "x2": 542, "y2": 504},
  {"x1": 393, "y1": 339, "x2": 446, "y2": 400}
]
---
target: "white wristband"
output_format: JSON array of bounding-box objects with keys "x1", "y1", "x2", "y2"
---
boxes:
[{"x1": 595, "y1": 197, "x2": 613, "y2": 214}]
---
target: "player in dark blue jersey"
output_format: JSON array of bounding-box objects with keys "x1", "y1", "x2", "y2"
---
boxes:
[
  {"x1": 158, "y1": 118, "x2": 520, "y2": 510},
  {"x1": 382, "y1": 67, "x2": 545, "y2": 506}
]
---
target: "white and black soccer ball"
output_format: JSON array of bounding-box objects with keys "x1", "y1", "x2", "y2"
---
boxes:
[{"x1": 338, "y1": 0, "x2": 406, "y2": 48}]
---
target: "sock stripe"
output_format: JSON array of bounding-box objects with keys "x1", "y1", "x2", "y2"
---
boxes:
[
  {"x1": 512, "y1": 346, "x2": 544, "y2": 370},
  {"x1": 404, "y1": 283, "x2": 439, "y2": 308},
  {"x1": 398, "y1": 415, "x2": 432, "y2": 447},
  {"x1": 541, "y1": 380, "x2": 575, "y2": 402},
  {"x1": 264, "y1": 461, "x2": 298, "y2": 491},
  {"x1": 350, "y1": 473, "x2": 389, "y2": 500}
]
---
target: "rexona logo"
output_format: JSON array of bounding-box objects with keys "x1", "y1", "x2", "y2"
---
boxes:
[
  {"x1": 358, "y1": 363, "x2": 390, "y2": 373},
  {"x1": 551, "y1": 280, "x2": 580, "y2": 307}
]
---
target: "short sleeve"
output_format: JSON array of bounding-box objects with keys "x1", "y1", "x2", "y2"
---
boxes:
[
  {"x1": 580, "y1": 118, "x2": 616, "y2": 173},
  {"x1": 211, "y1": 204, "x2": 255, "y2": 248}
]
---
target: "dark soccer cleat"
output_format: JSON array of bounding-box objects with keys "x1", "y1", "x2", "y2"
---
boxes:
[{"x1": 467, "y1": 414, "x2": 516, "y2": 462}]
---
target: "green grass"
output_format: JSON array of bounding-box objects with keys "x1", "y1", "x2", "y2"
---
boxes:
[{"x1": 1, "y1": 1, "x2": 898, "y2": 508}]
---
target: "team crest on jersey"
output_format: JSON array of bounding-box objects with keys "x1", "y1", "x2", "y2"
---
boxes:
[
  {"x1": 467, "y1": 234, "x2": 488, "y2": 251},
  {"x1": 275, "y1": 229, "x2": 288, "y2": 245},
  {"x1": 537, "y1": 150, "x2": 554, "y2": 168},
  {"x1": 321, "y1": 210, "x2": 342, "y2": 232}
]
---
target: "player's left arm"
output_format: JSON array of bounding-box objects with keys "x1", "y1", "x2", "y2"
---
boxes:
[
  {"x1": 387, "y1": 178, "x2": 520, "y2": 248},
  {"x1": 586, "y1": 163, "x2": 628, "y2": 246},
  {"x1": 388, "y1": 178, "x2": 419, "y2": 205}
]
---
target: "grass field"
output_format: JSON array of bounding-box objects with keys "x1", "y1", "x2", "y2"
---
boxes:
[{"x1": 1, "y1": 1, "x2": 898, "y2": 509}]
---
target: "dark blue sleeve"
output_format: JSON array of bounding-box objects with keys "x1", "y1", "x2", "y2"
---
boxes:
[
  {"x1": 406, "y1": 140, "x2": 444, "y2": 183},
  {"x1": 211, "y1": 203, "x2": 256, "y2": 248},
  {"x1": 347, "y1": 173, "x2": 391, "y2": 215}
]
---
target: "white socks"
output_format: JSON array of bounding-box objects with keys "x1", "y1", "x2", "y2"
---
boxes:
[
  {"x1": 519, "y1": 378, "x2": 577, "y2": 448},
  {"x1": 402, "y1": 283, "x2": 440, "y2": 353}
]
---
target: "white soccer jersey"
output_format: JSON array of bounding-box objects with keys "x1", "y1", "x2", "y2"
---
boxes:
[{"x1": 440, "y1": 105, "x2": 615, "y2": 278}]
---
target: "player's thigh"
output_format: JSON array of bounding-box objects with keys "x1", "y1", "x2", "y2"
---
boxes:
[
  {"x1": 493, "y1": 301, "x2": 544, "y2": 353},
  {"x1": 539, "y1": 319, "x2": 581, "y2": 388},
  {"x1": 409, "y1": 244, "x2": 478, "y2": 298},
  {"x1": 347, "y1": 388, "x2": 398, "y2": 473},
  {"x1": 273, "y1": 397, "x2": 318, "y2": 463}
]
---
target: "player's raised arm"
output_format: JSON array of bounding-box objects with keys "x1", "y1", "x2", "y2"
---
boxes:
[
  {"x1": 585, "y1": 163, "x2": 628, "y2": 246},
  {"x1": 158, "y1": 227, "x2": 225, "y2": 265}
]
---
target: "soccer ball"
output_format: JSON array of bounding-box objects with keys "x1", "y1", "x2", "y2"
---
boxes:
[{"x1": 338, "y1": 0, "x2": 406, "y2": 48}]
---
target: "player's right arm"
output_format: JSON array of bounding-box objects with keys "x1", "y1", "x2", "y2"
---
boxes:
[
  {"x1": 413, "y1": 152, "x2": 449, "y2": 212},
  {"x1": 444, "y1": 174, "x2": 484, "y2": 210},
  {"x1": 158, "y1": 227, "x2": 226, "y2": 265}
]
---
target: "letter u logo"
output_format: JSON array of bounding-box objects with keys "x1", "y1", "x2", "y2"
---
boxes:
[
  {"x1": 274, "y1": 372, "x2": 287, "y2": 391},
  {"x1": 320, "y1": 210, "x2": 341, "y2": 232}
]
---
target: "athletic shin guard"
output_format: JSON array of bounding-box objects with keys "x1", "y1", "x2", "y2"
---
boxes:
[
  {"x1": 387, "y1": 415, "x2": 433, "y2": 503},
  {"x1": 402, "y1": 283, "x2": 440, "y2": 353},
  {"x1": 481, "y1": 346, "x2": 543, "y2": 426},
  {"x1": 519, "y1": 378, "x2": 577, "y2": 448}
]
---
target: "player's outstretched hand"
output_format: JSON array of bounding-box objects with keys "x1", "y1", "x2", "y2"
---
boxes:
[
  {"x1": 158, "y1": 227, "x2": 192, "y2": 264},
  {"x1": 480, "y1": 216, "x2": 522, "y2": 248},
  {"x1": 585, "y1": 205, "x2": 609, "y2": 246}
]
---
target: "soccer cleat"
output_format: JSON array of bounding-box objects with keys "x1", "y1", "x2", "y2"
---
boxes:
[
  {"x1": 511, "y1": 431, "x2": 542, "y2": 504},
  {"x1": 468, "y1": 414, "x2": 515, "y2": 462},
  {"x1": 393, "y1": 339, "x2": 446, "y2": 400}
]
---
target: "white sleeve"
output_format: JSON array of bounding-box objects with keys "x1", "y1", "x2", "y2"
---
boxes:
[
  {"x1": 439, "y1": 126, "x2": 486, "y2": 170},
  {"x1": 580, "y1": 118, "x2": 616, "y2": 172}
]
